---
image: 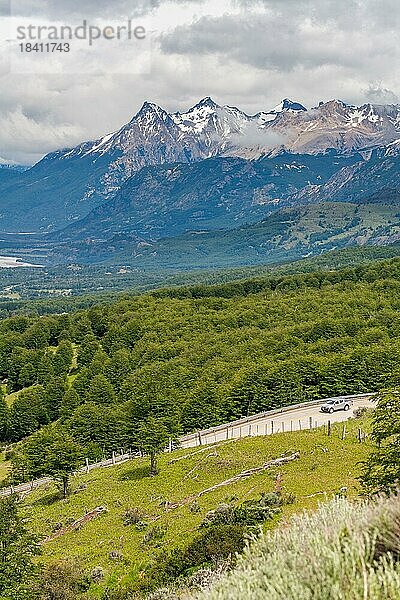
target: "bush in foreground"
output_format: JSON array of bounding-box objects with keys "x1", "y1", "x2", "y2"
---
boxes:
[{"x1": 193, "y1": 496, "x2": 400, "y2": 600}]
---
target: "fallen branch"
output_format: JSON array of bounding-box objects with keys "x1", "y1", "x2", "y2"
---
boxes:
[
  {"x1": 169, "y1": 442, "x2": 229, "y2": 463},
  {"x1": 43, "y1": 506, "x2": 107, "y2": 543},
  {"x1": 303, "y1": 491, "x2": 328, "y2": 499},
  {"x1": 180, "y1": 452, "x2": 218, "y2": 482},
  {"x1": 167, "y1": 452, "x2": 300, "y2": 510},
  {"x1": 197, "y1": 452, "x2": 300, "y2": 497}
]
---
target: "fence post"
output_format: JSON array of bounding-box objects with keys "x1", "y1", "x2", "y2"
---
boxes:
[
  {"x1": 198, "y1": 431, "x2": 202, "y2": 446},
  {"x1": 264, "y1": 422, "x2": 268, "y2": 436},
  {"x1": 290, "y1": 420, "x2": 293, "y2": 433},
  {"x1": 282, "y1": 422, "x2": 285, "y2": 433},
  {"x1": 169, "y1": 438, "x2": 173, "y2": 453},
  {"x1": 112, "y1": 451, "x2": 116, "y2": 465},
  {"x1": 342, "y1": 423, "x2": 346, "y2": 441},
  {"x1": 358, "y1": 428, "x2": 362, "y2": 443},
  {"x1": 271, "y1": 421, "x2": 274, "y2": 434},
  {"x1": 309, "y1": 416, "x2": 312, "y2": 430},
  {"x1": 239, "y1": 426, "x2": 242, "y2": 438},
  {"x1": 328, "y1": 420, "x2": 331, "y2": 436},
  {"x1": 299, "y1": 420, "x2": 302, "y2": 431},
  {"x1": 226, "y1": 427, "x2": 229, "y2": 440},
  {"x1": 85, "y1": 458, "x2": 90, "y2": 473},
  {"x1": 249, "y1": 424, "x2": 252, "y2": 437}
]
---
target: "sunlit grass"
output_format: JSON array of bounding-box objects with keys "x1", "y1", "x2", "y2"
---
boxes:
[{"x1": 22, "y1": 416, "x2": 371, "y2": 596}]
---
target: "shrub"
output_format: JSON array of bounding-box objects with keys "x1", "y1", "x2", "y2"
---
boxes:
[
  {"x1": 141, "y1": 524, "x2": 247, "y2": 592},
  {"x1": 185, "y1": 524, "x2": 248, "y2": 566},
  {"x1": 193, "y1": 496, "x2": 400, "y2": 600},
  {"x1": 122, "y1": 507, "x2": 146, "y2": 527},
  {"x1": 142, "y1": 524, "x2": 167, "y2": 547},
  {"x1": 354, "y1": 406, "x2": 369, "y2": 419},
  {"x1": 35, "y1": 559, "x2": 91, "y2": 599},
  {"x1": 201, "y1": 492, "x2": 287, "y2": 529}
]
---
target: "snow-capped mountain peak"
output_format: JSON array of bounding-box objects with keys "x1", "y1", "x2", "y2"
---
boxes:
[
  {"x1": 4, "y1": 95, "x2": 400, "y2": 235},
  {"x1": 256, "y1": 98, "x2": 307, "y2": 125},
  {"x1": 171, "y1": 98, "x2": 249, "y2": 137},
  {"x1": 272, "y1": 98, "x2": 307, "y2": 113},
  {"x1": 194, "y1": 96, "x2": 220, "y2": 109},
  {"x1": 132, "y1": 101, "x2": 171, "y2": 126},
  {"x1": 47, "y1": 95, "x2": 400, "y2": 197}
]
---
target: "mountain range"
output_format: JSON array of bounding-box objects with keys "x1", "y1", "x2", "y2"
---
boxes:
[
  {"x1": 0, "y1": 96, "x2": 399, "y2": 270},
  {"x1": 58, "y1": 151, "x2": 362, "y2": 241}
]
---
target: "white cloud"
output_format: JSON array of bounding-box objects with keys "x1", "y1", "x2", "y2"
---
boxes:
[
  {"x1": 0, "y1": 0, "x2": 399, "y2": 164},
  {"x1": 365, "y1": 83, "x2": 399, "y2": 105},
  {"x1": 231, "y1": 121, "x2": 288, "y2": 148},
  {"x1": 0, "y1": 105, "x2": 83, "y2": 164}
]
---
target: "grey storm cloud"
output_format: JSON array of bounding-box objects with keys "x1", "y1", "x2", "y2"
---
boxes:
[
  {"x1": 234, "y1": 0, "x2": 400, "y2": 30},
  {"x1": 160, "y1": 1, "x2": 399, "y2": 72},
  {"x1": 9, "y1": 0, "x2": 153, "y2": 19},
  {"x1": 1, "y1": 0, "x2": 399, "y2": 164},
  {"x1": 0, "y1": 0, "x2": 9, "y2": 16},
  {"x1": 8, "y1": 0, "x2": 204, "y2": 19}
]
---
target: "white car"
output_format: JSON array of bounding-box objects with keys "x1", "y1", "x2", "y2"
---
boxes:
[{"x1": 320, "y1": 398, "x2": 353, "y2": 414}]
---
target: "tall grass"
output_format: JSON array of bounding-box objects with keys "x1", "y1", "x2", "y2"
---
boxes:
[{"x1": 194, "y1": 496, "x2": 400, "y2": 600}]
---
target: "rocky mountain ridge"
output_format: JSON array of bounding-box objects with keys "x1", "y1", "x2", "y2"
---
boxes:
[{"x1": 0, "y1": 96, "x2": 398, "y2": 235}]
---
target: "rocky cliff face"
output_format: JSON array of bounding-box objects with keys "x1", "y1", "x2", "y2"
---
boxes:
[{"x1": 286, "y1": 140, "x2": 400, "y2": 207}]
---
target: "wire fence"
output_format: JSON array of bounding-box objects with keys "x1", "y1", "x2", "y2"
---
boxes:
[
  {"x1": 0, "y1": 393, "x2": 375, "y2": 498},
  {"x1": 0, "y1": 450, "x2": 140, "y2": 498}
]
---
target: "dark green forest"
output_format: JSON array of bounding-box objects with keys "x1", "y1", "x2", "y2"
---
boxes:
[{"x1": 2, "y1": 256, "x2": 400, "y2": 484}]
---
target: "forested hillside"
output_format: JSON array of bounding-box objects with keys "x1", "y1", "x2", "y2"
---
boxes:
[
  {"x1": 1, "y1": 257, "x2": 400, "y2": 478},
  {"x1": 1, "y1": 256, "x2": 400, "y2": 599}
]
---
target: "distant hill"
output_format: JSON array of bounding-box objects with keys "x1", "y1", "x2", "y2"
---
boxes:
[
  {"x1": 288, "y1": 141, "x2": 400, "y2": 207},
  {"x1": 50, "y1": 202, "x2": 400, "y2": 269}
]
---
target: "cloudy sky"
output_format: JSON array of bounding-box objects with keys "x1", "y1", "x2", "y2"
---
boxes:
[{"x1": 0, "y1": 0, "x2": 399, "y2": 164}]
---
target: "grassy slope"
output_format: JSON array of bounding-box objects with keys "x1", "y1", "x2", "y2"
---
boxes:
[
  {"x1": 5, "y1": 388, "x2": 23, "y2": 407},
  {"x1": 0, "y1": 453, "x2": 10, "y2": 481},
  {"x1": 23, "y1": 417, "x2": 371, "y2": 595}
]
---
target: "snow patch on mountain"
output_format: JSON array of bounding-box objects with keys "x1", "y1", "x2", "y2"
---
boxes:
[{"x1": 36, "y1": 96, "x2": 400, "y2": 205}]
